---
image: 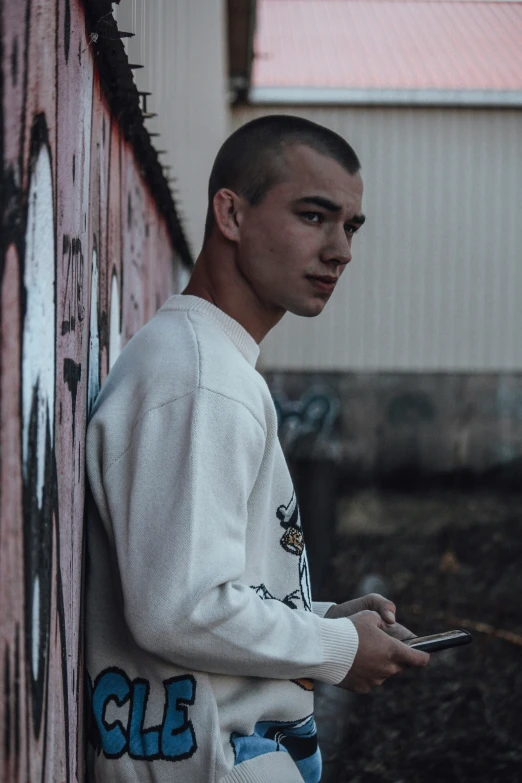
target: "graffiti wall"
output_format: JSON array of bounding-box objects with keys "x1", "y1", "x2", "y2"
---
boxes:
[
  {"x1": 266, "y1": 372, "x2": 522, "y2": 486},
  {"x1": 0, "y1": 1, "x2": 186, "y2": 781}
]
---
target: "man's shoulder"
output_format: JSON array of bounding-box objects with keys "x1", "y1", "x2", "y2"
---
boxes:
[
  {"x1": 88, "y1": 308, "x2": 199, "y2": 427},
  {"x1": 90, "y1": 305, "x2": 270, "y2": 426}
]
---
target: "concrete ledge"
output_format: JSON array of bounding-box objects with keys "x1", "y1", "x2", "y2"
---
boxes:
[{"x1": 266, "y1": 371, "x2": 522, "y2": 488}]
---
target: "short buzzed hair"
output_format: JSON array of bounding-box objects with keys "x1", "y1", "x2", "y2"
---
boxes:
[{"x1": 203, "y1": 114, "x2": 361, "y2": 243}]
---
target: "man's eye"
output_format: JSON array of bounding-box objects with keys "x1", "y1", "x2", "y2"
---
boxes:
[
  {"x1": 345, "y1": 225, "x2": 358, "y2": 235},
  {"x1": 301, "y1": 212, "x2": 323, "y2": 223}
]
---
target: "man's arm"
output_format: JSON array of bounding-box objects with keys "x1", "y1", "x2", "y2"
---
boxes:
[{"x1": 89, "y1": 387, "x2": 358, "y2": 685}]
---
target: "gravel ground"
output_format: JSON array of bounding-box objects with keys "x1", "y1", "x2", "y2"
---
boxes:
[{"x1": 316, "y1": 490, "x2": 522, "y2": 783}]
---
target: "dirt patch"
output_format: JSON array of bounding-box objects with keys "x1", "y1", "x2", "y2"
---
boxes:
[{"x1": 320, "y1": 490, "x2": 522, "y2": 783}]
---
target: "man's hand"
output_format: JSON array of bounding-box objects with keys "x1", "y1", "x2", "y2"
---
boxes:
[
  {"x1": 325, "y1": 593, "x2": 397, "y2": 625},
  {"x1": 336, "y1": 610, "x2": 430, "y2": 694}
]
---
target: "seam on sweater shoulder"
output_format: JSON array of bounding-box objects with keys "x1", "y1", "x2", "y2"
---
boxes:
[
  {"x1": 199, "y1": 386, "x2": 267, "y2": 435},
  {"x1": 185, "y1": 310, "x2": 266, "y2": 434},
  {"x1": 103, "y1": 390, "x2": 198, "y2": 478},
  {"x1": 103, "y1": 387, "x2": 266, "y2": 480}
]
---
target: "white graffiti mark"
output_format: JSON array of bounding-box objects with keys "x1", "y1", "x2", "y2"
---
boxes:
[
  {"x1": 22, "y1": 139, "x2": 56, "y2": 701},
  {"x1": 109, "y1": 270, "x2": 121, "y2": 371},
  {"x1": 22, "y1": 142, "x2": 55, "y2": 509},
  {"x1": 88, "y1": 248, "x2": 100, "y2": 417}
]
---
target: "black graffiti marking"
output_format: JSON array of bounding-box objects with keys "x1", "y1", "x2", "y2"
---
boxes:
[
  {"x1": 61, "y1": 235, "x2": 85, "y2": 334},
  {"x1": 56, "y1": 551, "x2": 72, "y2": 782},
  {"x1": 72, "y1": 153, "x2": 75, "y2": 183},
  {"x1": 11, "y1": 36, "x2": 18, "y2": 85},
  {"x1": 23, "y1": 383, "x2": 55, "y2": 739},
  {"x1": 4, "y1": 645, "x2": 10, "y2": 762},
  {"x1": 15, "y1": 625, "x2": 20, "y2": 761},
  {"x1": 64, "y1": 0, "x2": 71, "y2": 62},
  {"x1": 85, "y1": 674, "x2": 102, "y2": 756},
  {"x1": 98, "y1": 310, "x2": 108, "y2": 351},
  {"x1": 63, "y1": 359, "x2": 82, "y2": 441}
]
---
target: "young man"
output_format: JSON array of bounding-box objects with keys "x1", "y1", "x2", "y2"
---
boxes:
[{"x1": 85, "y1": 115, "x2": 429, "y2": 783}]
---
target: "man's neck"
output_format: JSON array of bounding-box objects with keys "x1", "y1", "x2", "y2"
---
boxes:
[{"x1": 182, "y1": 249, "x2": 285, "y2": 344}]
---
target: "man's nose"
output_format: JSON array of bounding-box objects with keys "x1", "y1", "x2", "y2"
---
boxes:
[{"x1": 322, "y1": 229, "x2": 352, "y2": 267}]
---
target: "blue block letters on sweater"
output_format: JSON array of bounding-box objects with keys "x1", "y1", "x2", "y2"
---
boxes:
[{"x1": 87, "y1": 668, "x2": 198, "y2": 762}]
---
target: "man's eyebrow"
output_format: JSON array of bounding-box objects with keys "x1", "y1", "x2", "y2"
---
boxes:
[
  {"x1": 294, "y1": 196, "x2": 366, "y2": 225},
  {"x1": 294, "y1": 195, "x2": 342, "y2": 212}
]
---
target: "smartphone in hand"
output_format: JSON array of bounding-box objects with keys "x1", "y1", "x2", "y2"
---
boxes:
[{"x1": 404, "y1": 629, "x2": 472, "y2": 653}]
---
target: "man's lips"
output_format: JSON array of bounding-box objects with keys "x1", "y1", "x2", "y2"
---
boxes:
[{"x1": 306, "y1": 275, "x2": 338, "y2": 293}]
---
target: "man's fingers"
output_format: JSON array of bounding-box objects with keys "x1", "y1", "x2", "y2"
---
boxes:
[
  {"x1": 363, "y1": 593, "x2": 396, "y2": 624},
  {"x1": 394, "y1": 641, "x2": 430, "y2": 668},
  {"x1": 384, "y1": 621, "x2": 413, "y2": 640},
  {"x1": 379, "y1": 598, "x2": 396, "y2": 624}
]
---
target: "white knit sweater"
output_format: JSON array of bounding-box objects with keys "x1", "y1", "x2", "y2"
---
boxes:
[{"x1": 85, "y1": 294, "x2": 358, "y2": 783}]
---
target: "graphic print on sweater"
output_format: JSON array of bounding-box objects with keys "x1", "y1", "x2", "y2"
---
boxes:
[
  {"x1": 86, "y1": 668, "x2": 197, "y2": 762},
  {"x1": 231, "y1": 714, "x2": 321, "y2": 783},
  {"x1": 277, "y1": 491, "x2": 312, "y2": 611}
]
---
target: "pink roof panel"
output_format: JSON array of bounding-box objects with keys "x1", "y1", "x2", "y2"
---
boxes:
[{"x1": 252, "y1": 0, "x2": 522, "y2": 91}]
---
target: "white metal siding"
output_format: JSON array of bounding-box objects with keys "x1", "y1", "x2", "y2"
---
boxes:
[
  {"x1": 113, "y1": 0, "x2": 230, "y2": 256},
  {"x1": 232, "y1": 105, "x2": 522, "y2": 371}
]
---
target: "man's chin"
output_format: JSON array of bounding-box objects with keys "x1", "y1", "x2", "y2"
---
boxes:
[{"x1": 288, "y1": 298, "x2": 329, "y2": 318}]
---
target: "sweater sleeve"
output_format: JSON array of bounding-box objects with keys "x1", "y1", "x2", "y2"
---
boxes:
[{"x1": 94, "y1": 387, "x2": 358, "y2": 685}]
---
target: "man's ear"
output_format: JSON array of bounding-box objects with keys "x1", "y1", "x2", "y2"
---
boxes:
[{"x1": 213, "y1": 188, "x2": 244, "y2": 242}]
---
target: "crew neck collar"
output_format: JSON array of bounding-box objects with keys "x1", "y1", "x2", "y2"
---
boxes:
[{"x1": 160, "y1": 294, "x2": 260, "y2": 367}]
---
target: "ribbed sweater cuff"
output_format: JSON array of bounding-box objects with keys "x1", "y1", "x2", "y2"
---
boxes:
[{"x1": 307, "y1": 617, "x2": 359, "y2": 685}]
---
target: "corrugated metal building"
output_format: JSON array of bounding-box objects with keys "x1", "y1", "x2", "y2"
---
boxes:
[
  {"x1": 108, "y1": 0, "x2": 522, "y2": 481},
  {"x1": 234, "y1": 0, "x2": 522, "y2": 373},
  {"x1": 232, "y1": 0, "x2": 522, "y2": 482}
]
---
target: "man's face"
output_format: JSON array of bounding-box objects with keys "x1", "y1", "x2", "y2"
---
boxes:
[{"x1": 235, "y1": 144, "x2": 364, "y2": 318}]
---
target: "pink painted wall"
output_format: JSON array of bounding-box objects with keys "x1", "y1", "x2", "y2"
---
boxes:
[{"x1": 0, "y1": 1, "x2": 184, "y2": 780}]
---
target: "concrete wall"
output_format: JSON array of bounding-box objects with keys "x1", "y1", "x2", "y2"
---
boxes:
[
  {"x1": 0, "y1": 2, "x2": 183, "y2": 780},
  {"x1": 268, "y1": 371, "x2": 522, "y2": 486},
  {"x1": 232, "y1": 105, "x2": 522, "y2": 373}
]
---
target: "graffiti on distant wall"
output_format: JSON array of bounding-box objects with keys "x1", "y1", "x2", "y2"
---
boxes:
[
  {"x1": 272, "y1": 385, "x2": 340, "y2": 454},
  {"x1": 0, "y1": 2, "x2": 180, "y2": 781}
]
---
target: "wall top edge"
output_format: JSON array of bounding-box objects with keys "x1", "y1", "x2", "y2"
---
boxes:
[{"x1": 83, "y1": 0, "x2": 194, "y2": 267}]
